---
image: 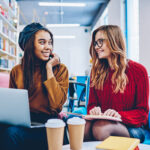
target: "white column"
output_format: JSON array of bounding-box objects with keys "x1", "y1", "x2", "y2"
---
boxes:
[
  {"x1": 139, "y1": 0, "x2": 150, "y2": 74},
  {"x1": 127, "y1": 0, "x2": 139, "y2": 62}
]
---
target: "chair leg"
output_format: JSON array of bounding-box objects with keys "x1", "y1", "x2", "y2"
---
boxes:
[
  {"x1": 68, "y1": 100, "x2": 74, "y2": 112},
  {"x1": 78, "y1": 87, "x2": 86, "y2": 107}
]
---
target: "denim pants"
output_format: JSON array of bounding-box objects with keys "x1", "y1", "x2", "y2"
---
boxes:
[
  {"x1": 0, "y1": 123, "x2": 69, "y2": 150},
  {"x1": 0, "y1": 124, "x2": 48, "y2": 150},
  {"x1": 126, "y1": 126, "x2": 146, "y2": 143}
]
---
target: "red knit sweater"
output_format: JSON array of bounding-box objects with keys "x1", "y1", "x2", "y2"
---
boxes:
[{"x1": 87, "y1": 60, "x2": 149, "y2": 127}]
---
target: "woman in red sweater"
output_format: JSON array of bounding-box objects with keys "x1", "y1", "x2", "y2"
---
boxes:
[{"x1": 84, "y1": 25, "x2": 149, "y2": 142}]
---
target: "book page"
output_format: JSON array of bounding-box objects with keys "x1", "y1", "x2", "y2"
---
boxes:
[{"x1": 83, "y1": 115, "x2": 122, "y2": 122}]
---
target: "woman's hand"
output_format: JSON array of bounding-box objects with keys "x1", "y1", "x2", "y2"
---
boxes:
[
  {"x1": 46, "y1": 53, "x2": 60, "y2": 79},
  {"x1": 103, "y1": 109, "x2": 121, "y2": 118},
  {"x1": 46, "y1": 53, "x2": 60, "y2": 70},
  {"x1": 89, "y1": 106, "x2": 101, "y2": 115}
]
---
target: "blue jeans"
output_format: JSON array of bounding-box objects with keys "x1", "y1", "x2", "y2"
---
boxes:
[
  {"x1": 0, "y1": 125, "x2": 48, "y2": 150},
  {"x1": 127, "y1": 126, "x2": 145, "y2": 143},
  {"x1": 0, "y1": 123, "x2": 69, "y2": 150}
]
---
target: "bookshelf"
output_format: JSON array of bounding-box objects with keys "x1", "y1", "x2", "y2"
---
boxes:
[{"x1": 0, "y1": 0, "x2": 19, "y2": 72}]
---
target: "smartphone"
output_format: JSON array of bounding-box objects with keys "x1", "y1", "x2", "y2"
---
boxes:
[{"x1": 49, "y1": 53, "x2": 54, "y2": 60}]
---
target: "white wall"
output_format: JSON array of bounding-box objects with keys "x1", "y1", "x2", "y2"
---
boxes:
[
  {"x1": 19, "y1": 26, "x2": 91, "y2": 76},
  {"x1": 49, "y1": 27, "x2": 91, "y2": 76},
  {"x1": 107, "y1": 0, "x2": 122, "y2": 26},
  {"x1": 139, "y1": 0, "x2": 150, "y2": 74}
]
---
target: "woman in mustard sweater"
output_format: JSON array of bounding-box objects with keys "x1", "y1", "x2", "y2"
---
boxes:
[{"x1": 1, "y1": 23, "x2": 69, "y2": 150}]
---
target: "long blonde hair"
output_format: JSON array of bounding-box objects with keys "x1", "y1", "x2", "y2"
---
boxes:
[{"x1": 90, "y1": 25, "x2": 128, "y2": 93}]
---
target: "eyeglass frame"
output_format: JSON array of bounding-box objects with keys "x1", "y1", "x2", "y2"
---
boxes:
[{"x1": 93, "y1": 38, "x2": 106, "y2": 49}]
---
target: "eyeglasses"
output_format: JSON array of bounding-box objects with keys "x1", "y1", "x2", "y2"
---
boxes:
[{"x1": 93, "y1": 38, "x2": 106, "y2": 48}]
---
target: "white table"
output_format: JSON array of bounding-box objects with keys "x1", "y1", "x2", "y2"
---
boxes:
[{"x1": 62, "y1": 141, "x2": 150, "y2": 150}]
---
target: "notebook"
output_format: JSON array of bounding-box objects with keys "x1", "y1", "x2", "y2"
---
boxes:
[
  {"x1": 96, "y1": 136, "x2": 140, "y2": 150},
  {"x1": 66, "y1": 112, "x2": 122, "y2": 122},
  {"x1": 0, "y1": 88, "x2": 45, "y2": 128},
  {"x1": 83, "y1": 115, "x2": 122, "y2": 122}
]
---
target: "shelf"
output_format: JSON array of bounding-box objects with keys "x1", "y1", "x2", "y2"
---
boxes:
[
  {"x1": 0, "y1": 13, "x2": 17, "y2": 32},
  {"x1": 0, "y1": 0, "x2": 16, "y2": 19},
  {"x1": 0, "y1": 31, "x2": 16, "y2": 45},
  {"x1": 0, "y1": 67, "x2": 11, "y2": 71},
  {"x1": 0, "y1": 0, "x2": 18, "y2": 73},
  {"x1": 0, "y1": 49, "x2": 16, "y2": 59}
]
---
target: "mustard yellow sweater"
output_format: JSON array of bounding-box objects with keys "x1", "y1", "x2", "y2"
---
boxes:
[{"x1": 9, "y1": 64, "x2": 69, "y2": 116}]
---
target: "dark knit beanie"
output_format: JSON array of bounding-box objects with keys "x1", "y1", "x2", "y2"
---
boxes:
[{"x1": 18, "y1": 22, "x2": 48, "y2": 51}]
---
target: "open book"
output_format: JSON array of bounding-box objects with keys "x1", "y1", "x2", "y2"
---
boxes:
[{"x1": 66, "y1": 112, "x2": 122, "y2": 122}]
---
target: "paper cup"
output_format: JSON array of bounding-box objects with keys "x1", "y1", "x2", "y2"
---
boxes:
[
  {"x1": 67, "y1": 117, "x2": 86, "y2": 150},
  {"x1": 45, "y1": 119, "x2": 65, "y2": 150}
]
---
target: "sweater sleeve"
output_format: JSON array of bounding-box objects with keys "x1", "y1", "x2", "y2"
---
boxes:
[
  {"x1": 118, "y1": 64, "x2": 149, "y2": 127},
  {"x1": 43, "y1": 64, "x2": 69, "y2": 111},
  {"x1": 87, "y1": 82, "x2": 99, "y2": 114}
]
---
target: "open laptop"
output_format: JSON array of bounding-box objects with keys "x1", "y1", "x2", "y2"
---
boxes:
[{"x1": 0, "y1": 88, "x2": 45, "y2": 128}]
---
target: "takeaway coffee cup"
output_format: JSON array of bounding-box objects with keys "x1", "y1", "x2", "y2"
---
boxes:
[
  {"x1": 67, "y1": 117, "x2": 86, "y2": 150},
  {"x1": 45, "y1": 119, "x2": 65, "y2": 150}
]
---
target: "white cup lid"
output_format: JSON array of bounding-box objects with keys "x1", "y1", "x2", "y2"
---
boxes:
[
  {"x1": 45, "y1": 119, "x2": 66, "y2": 128},
  {"x1": 67, "y1": 117, "x2": 86, "y2": 125}
]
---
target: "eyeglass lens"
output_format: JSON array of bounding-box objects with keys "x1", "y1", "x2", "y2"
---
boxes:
[{"x1": 94, "y1": 39, "x2": 104, "y2": 48}]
